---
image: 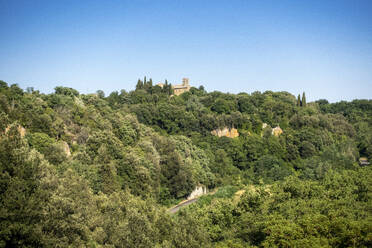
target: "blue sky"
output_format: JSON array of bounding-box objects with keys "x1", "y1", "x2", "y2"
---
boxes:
[{"x1": 0, "y1": 0, "x2": 371, "y2": 102}]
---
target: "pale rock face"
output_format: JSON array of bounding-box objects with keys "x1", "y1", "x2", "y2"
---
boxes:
[
  {"x1": 18, "y1": 126, "x2": 26, "y2": 138},
  {"x1": 5, "y1": 125, "x2": 26, "y2": 138},
  {"x1": 211, "y1": 127, "x2": 239, "y2": 138},
  {"x1": 187, "y1": 186, "x2": 207, "y2": 200},
  {"x1": 262, "y1": 123, "x2": 283, "y2": 137},
  {"x1": 61, "y1": 141, "x2": 71, "y2": 157},
  {"x1": 272, "y1": 126, "x2": 283, "y2": 136}
]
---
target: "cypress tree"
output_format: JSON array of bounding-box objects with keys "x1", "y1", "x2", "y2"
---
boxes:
[
  {"x1": 136, "y1": 79, "x2": 143, "y2": 90},
  {"x1": 302, "y1": 92, "x2": 306, "y2": 107},
  {"x1": 148, "y1": 78, "x2": 153, "y2": 94},
  {"x1": 168, "y1": 83, "x2": 173, "y2": 95},
  {"x1": 163, "y1": 80, "x2": 168, "y2": 94},
  {"x1": 297, "y1": 94, "x2": 301, "y2": 107}
]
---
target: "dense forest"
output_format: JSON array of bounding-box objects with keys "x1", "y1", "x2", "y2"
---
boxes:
[{"x1": 0, "y1": 78, "x2": 371, "y2": 247}]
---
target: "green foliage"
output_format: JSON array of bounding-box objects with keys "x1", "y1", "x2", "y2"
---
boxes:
[
  {"x1": 196, "y1": 186, "x2": 239, "y2": 207},
  {"x1": 253, "y1": 155, "x2": 293, "y2": 183},
  {"x1": 0, "y1": 124, "x2": 53, "y2": 247},
  {"x1": 212, "y1": 98, "x2": 235, "y2": 114},
  {"x1": 54, "y1": 86, "x2": 79, "y2": 97},
  {"x1": 1, "y1": 80, "x2": 371, "y2": 247},
  {"x1": 302, "y1": 91, "x2": 307, "y2": 107},
  {"x1": 26, "y1": 132, "x2": 54, "y2": 154},
  {"x1": 182, "y1": 168, "x2": 372, "y2": 247}
]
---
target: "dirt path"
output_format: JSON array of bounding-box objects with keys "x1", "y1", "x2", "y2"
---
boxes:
[
  {"x1": 168, "y1": 188, "x2": 218, "y2": 214},
  {"x1": 168, "y1": 198, "x2": 199, "y2": 214}
]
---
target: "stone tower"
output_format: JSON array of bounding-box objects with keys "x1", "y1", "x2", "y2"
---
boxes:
[
  {"x1": 172, "y1": 78, "x2": 192, "y2": 96},
  {"x1": 182, "y1": 78, "x2": 189, "y2": 86}
]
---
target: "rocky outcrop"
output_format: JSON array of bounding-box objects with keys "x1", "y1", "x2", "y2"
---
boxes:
[
  {"x1": 211, "y1": 127, "x2": 239, "y2": 138},
  {"x1": 187, "y1": 186, "x2": 207, "y2": 200},
  {"x1": 262, "y1": 123, "x2": 283, "y2": 137},
  {"x1": 61, "y1": 141, "x2": 71, "y2": 157},
  {"x1": 5, "y1": 125, "x2": 26, "y2": 138},
  {"x1": 272, "y1": 126, "x2": 283, "y2": 136}
]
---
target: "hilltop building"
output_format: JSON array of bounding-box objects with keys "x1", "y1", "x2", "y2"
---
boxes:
[
  {"x1": 173, "y1": 78, "x2": 191, "y2": 96},
  {"x1": 157, "y1": 78, "x2": 191, "y2": 96}
]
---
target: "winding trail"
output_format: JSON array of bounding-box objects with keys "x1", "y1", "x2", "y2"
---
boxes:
[
  {"x1": 168, "y1": 188, "x2": 219, "y2": 214},
  {"x1": 168, "y1": 198, "x2": 199, "y2": 214}
]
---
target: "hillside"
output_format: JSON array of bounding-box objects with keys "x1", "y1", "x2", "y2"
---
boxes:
[{"x1": 0, "y1": 79, "x2": 371, "y2": 247}]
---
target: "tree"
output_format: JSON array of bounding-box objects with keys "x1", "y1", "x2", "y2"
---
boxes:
[
  {"x1": 26, "y1": 87, "x2": 34, "y2": 93},
  {"x1": 55, "y1": 86, "x2": 79, "y2": 97},
  {"x1": 0, "y1": 124, "x2": 53, "y2": 247},
  {"x1": 238, "y1": 96, "x2": 255, "y2": 114},
  {"x1": 26, "y1": 132, "x2": 54, "y2": 155},
  {"x1": 302, "y1": 92, "x2": 306, "y2": 107},
  {"x1": 136, "y1": 79, "x2": 144, "y2": 90},
  {"x1": 297, "y1": 94, "x2": 301, "y2": 107},
  {"x1": 96, "y1": 90, "x2": 105, "y2": 98},
  {"x1": 0, "y1": 80, "x2": 8, "y2": 89},
  {"x1": 42, "y1": 169, "x2": 98, "y2": 246},
  {"x1": 300, "y1": 141, "x2": 316, "y2": 158},
  {"x1": 0, "y1": 112, "x2": 9, "y2": 133},
  {"x1": 98, "y1": 162, "x2": 120, "y2": 194},
  {"x1": 212, "y1": 99, "x2": 233, "y2": 114}
]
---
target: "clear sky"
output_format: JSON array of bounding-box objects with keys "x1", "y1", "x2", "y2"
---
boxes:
[{"x1": 0, "y1": 0, "x2": 371, "y2": 102}]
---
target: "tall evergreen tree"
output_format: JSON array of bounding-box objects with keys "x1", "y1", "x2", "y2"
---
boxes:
[
  {"x1": 297, "y1": 94, "x2": 301, "y2": 107},
  {"x1": 168, "y1": 83, "x2": 174, "y2": 95},
  {"x1": 302, "y1": 92, "x2": 306, "y2": 107},
  {"x1": 146, "y1": 78, "x2": 153, "y2": 94},
  {"x1": 136, "y1": 79, "x2": 143, "y2": 90}
]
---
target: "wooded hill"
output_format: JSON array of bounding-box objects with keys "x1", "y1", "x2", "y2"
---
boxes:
[{"x1": 0, "y1": 79, "x2": 371, "y2": 247}]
